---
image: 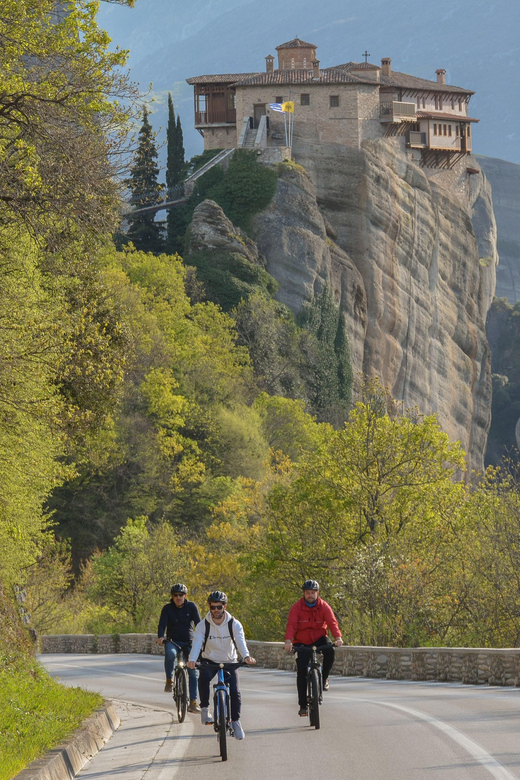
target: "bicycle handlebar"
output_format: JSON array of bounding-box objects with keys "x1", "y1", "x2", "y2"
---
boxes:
[
  {"x1": 196, "y1": 659, "x2": 249, "y2": 669},
  {"x1": 291, "y1": 643, "x2": 327, "y2": 653}
]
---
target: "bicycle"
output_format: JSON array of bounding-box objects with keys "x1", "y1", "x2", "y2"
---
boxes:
[
  {"x1": 292, "y1": 643, "x2": 325, "y2": 729},
  {"x1": 200, "y1": 660, "x2": 247, "y2": 761},
  {"x1": 167, "y1": 640, "x2": 189, "y2": 723}
]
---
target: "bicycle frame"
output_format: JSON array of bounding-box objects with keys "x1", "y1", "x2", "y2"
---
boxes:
[
  {"x1": 212, "y1": 665, "x2": 232, "y2": 732},
  {"x1": 199, "y1": 660, "x2": 246, "y2": 761},
  {"x1": 167, "y1": 641, "x2": 189, "y2": 722},
  {"x1": 293, "y1": 643, "x2": 325, "y2": 729}
]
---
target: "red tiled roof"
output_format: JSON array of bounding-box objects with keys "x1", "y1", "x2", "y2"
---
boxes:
[
  {"x1": 349, "y1": 62, "x2": 381, "y2": 70},
  {"x1": 417, "y1": 111, "x2": 479, "y2": 123},
  {"x1": 233, "y1": 68, "x2": 374, "y2": 86},
  {"x1": 276, "y1": 38, "x2": 317, "y2": 50},
  {"x1": 186, "y1": 73, "x2": 260, "y2": 85},
  {"x1": 332, "y1": 62, "x2": 473, "y2": 94}
]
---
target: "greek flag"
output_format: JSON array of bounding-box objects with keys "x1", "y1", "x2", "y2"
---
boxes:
[{"x1": 269, "y1": 103, "x2": 284, "y2": 112}]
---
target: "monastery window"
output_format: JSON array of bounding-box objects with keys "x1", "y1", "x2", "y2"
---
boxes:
[
  {"x1": 443, "y1": 124, "x2": 447, "y2": 136},
  {"x1": 291, "y1": 58, "x2": 295, "y2": 69},
  {"x1": 275, "y1": 96, "x2": 283, "y2": 103},
  {"x1": 303, "y1": 58, "x2": 307, "y2": 68},
  {"x1": 330, "y1": 95, "x2": 340, "y2": 108},
  {"x1": 433, "y1": 123, "x2": 437, "y2": 135},
  {"x1": 301, "y1": 93, "x2": 310, "y2": 105},
  {"x1": 448, "y1": 124, "x2": 452, "y2": 136}
]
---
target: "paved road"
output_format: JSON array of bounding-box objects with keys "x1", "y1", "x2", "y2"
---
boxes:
[{"x1": 41, "y1": 654, "x2": 520, "y2": 779}]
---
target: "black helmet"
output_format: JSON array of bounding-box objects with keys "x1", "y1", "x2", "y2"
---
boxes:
[
  {"x1": 171, "y1": 583, "x2": 188, "y2": 595},
  {"x1": 302, "y1": 579, "x2": 319, "y2": 591},
  {"x1": 208, "y1": 590, "x2": 228, "y2": 604}
]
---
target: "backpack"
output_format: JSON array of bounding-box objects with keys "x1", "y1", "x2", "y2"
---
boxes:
[{"x1": 201, "y1": 616, "x2": 238, "y2": 654}]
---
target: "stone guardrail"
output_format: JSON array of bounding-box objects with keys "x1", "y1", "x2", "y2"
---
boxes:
[{"x1": 39, "y1": 634, "x2": 520, "y2": 687}]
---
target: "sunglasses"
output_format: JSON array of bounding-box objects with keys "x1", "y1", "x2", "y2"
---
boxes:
[
  {"x1": 209, "y1": 604, "x2": 224, "y2": 611},
  {"x1": 172, "y1": 593, "x2": 185, "y2": 598}
]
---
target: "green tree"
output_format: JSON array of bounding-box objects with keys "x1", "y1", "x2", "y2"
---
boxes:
[
  {"x1": 126, "y1": 108, "x2": 164, "y2": 253},
  {"x1": 298, "y1": 287, "x2": 352, "y2": 424},
  {"x1": 87, "y1": 517, "x2": 188, "y2": 632},
  {"x1": 0, "y1": 0, "x2": 135, "y2": 242},
  {"x1": 165, "y1": 94, "x2": 186, "y2": 254},
  {"x1": 166, "y1": 94, "x2": 185, "y2": 191}
]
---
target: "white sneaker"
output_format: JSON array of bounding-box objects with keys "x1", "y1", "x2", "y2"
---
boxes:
[
  {"x1": 231, "y1": 720, "x2": 245, "y2": 740},
  {"x1": 200, "y1": 707, "x2": 213, "y2": 725}
]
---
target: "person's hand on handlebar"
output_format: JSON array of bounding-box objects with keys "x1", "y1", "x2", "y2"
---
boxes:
[
  {"x1": 187, "y1": 660, "x2": 197, "y2": 669},
  {"x1": 334, "y1": 637, "x2": 344, "y2": 647},
  {"x1": 284, "y1": 640, "x2": 293, "y2": 653},
  {"x1": 245, "y1": 656, "x2": 256, "y2": 665},
  {"x1": 156, "y1": 637, "x2": 165, "y2": 645}
]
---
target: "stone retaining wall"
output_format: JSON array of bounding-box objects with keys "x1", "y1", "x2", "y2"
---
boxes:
[{"x1": 40, "y1": 634, "x2": 520, "y2": 687}]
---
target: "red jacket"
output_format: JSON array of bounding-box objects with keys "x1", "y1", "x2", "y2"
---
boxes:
[{"x1": 284, "y1": 597, "x2": 341, "y2": 645}]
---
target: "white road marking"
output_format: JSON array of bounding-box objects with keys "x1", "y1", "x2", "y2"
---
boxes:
[
  {"x1": 49, "y1": 661, "x2": 160, "y2": 682},
  {"x1": 348, "y1": 696, "x2": 518, "y2": 780}
]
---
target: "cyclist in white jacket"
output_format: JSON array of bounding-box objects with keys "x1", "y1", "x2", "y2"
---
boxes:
[{"x1": 188, "y1": 590, "x2": 255, "y2": 739}]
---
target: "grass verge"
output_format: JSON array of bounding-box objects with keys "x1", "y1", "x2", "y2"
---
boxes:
[{"x1": 0, "y1": 651, "x2": 102, "y2": 780}]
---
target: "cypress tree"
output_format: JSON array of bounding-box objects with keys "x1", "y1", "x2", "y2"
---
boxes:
[
  {"x1": 165, "y1": 94, "x2": 186, "y2": 254},
  {"x1": 126, "y1": 107, "x2": 164, "y2": 253},
  {"x1": 166, "y1": 94, "x2": 185, "y2": 191}
]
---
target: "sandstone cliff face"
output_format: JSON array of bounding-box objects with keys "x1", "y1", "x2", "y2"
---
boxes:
[
  {"x1": 255, "y1": 144, "x2": 496, "y2": 471},
  {"x1": 477, "y1": 155, "x2": 520, "y2": 303},
  {"x1": 188, "y1": 143, "x2": 497, "y2": 472}
]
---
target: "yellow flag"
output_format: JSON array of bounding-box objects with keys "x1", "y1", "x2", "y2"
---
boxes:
[{"x1": 281, "y1": 101, "x2": 294, "y2": 113}]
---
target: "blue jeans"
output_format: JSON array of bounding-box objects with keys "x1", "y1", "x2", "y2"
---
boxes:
[{"x1": 165, "y1": 640, "x2": 198, "y2": 701}]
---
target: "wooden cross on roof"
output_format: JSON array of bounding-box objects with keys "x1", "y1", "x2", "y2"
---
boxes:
[{"x1": 362, "y1": 50, "x2": 370, "y2": 63}]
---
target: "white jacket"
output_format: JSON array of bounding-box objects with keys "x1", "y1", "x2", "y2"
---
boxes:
[{"x1": 188, "y1": 610, "x2": 249, "y2": 663}]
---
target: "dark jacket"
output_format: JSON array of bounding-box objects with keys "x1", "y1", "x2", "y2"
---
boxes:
[{"x1": 158, "y1": 599, "x2": 201, "y2": 644}]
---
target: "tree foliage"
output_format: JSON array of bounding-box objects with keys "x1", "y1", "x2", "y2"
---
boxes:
[{"x1": 126, "y1": 108, "x2": 164, "y2": 253}]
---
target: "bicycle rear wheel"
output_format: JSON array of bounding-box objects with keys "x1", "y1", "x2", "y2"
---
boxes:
[
  {"x1": 217, "y1": 689, "x2": 228, "y2": 761},
  {"x1": 309, "y1": 669, "x2": 320, "y2": 730},
  {"x1": 175, "y1": 668, "x2": 188, "y2": 723}
]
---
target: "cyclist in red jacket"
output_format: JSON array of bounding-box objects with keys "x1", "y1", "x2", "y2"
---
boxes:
[{"x1": 284, "y1": 579, "x2": 343, "y2": 716}]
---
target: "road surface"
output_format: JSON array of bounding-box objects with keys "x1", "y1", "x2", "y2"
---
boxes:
[{"x1": 41, "y1": 653, "x2": 520, "y2": 779}]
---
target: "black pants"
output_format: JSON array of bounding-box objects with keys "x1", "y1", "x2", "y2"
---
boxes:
[
  {"x1": 295, "y1": 636, "x2": 334, "y2": 709},
  {"x1": 198, "y1": 664, "x2": 242, "y2": 721}
]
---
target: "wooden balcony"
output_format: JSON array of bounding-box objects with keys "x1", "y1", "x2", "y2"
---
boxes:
[
  {"x1": 407, "y1": 131, "x2": 427, "y2": 148},
  {"x1": 195, "y1": 109, "x2": 236, "y2": 126},
  {"x1": 380, "y1": 101, "x2": 417, "y2": 123}
]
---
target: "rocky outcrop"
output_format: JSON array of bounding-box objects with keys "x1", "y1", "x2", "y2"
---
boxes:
[
  {"x1": 187, "y1": 198, "x2": 264, "y2": 266},
  {"x1": 257, "y1": 145, "x2": 495, "y2": 471},
  {"x1": 254, "y1": 163, "x2": 367, "y2": 380},
  {"x1": 189, "y1": 144, "x2": 497, "y2": 472}
]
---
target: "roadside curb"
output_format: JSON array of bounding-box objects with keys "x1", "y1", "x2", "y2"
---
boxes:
[{"x1": 14, "y1": 701, "x2": 120, "y2": 780}]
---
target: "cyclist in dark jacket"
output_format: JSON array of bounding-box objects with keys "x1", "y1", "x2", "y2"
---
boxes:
[
  {"x1": 157, "y1": 583, "x2": 201, "y2": 712},
  {"x1": 284, "y1": 579, "x2": 343, "y2": 716}
]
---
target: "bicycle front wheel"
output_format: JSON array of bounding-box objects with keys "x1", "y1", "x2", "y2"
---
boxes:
[
  {"x1": 217, "y1": 689, "x2": 228, "y2": 761},
  {"x1": 310, "y1": 669, "x2": 321, "y2": 730},
  {"x1": 175, "y1": 668, "x2": 188, "y2": 723}
]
